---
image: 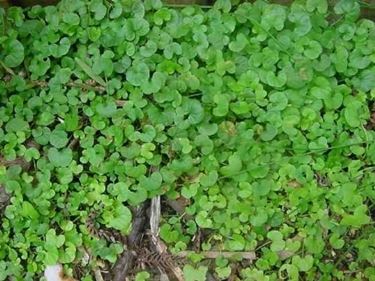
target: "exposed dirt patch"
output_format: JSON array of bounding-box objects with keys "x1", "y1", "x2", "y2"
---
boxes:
[{"x1": 0, "y1": 186, "x2": 10, "y2": 216}]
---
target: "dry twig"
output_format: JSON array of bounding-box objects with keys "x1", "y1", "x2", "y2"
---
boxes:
[{"x1": 176, "y1": 251, "x2": 256, "y2": 260}]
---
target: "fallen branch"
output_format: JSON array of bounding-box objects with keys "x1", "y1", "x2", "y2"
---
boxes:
[
  {"x1": 150, "y1": 196, "x2": 184, "y2": 281},
  {"x1": 0, "y1": 156, "x2": 30, "y2": 170},
  {"x1": 115, "y1": 100, "x2": 126, "y2": 106},
  {"x1": 150, "y1": 196, "x2": 162, "y2": 252},
  {"x1": 176, "y1": 251, "x2": 256, "y2": 260},
  {"x1": 277, "y1": 250, "x2": 295, "y2": 260},
  {"x1": 8, "y1": 78, "x2": 105, "y2": 93},
  {"x1": 30, "y1": 80, "x2": 48, "y2": 88},
  {"x1": 112, "y1": 202, "x2": 147, "y2": 281},
  {"x1": 67, "y1": 81, "x2": 105, "y2": 92},
  {"x1": 94, "y1": 269, "x2": 104, "y2": 281}
]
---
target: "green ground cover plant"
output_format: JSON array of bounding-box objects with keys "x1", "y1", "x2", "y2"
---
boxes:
[{"x1": 0, "y1": 0, "x2": 374, "y2": 280}]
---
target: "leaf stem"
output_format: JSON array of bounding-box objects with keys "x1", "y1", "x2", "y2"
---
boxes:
[
  {"x1": 291, "y1": 140, "x2": 370, "y2": 155},
  {"x1": 0, "y1": 59, "x2": 15, "y2": 76},
  {"x1": 248, "y1": 17, "x2": 293, "y2": 59},
  {"x1": 330, "y1": 15, "x2": 344, "y2": 27},
  {"x1": 255, "y1": 240, "x2": 272, "y2": 251},
  {"x1": 1, "y1": 7, "x2": 8, "y2": 36}
]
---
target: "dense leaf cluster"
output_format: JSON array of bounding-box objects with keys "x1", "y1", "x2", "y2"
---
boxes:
[{"x1": 0, "y1": 0, "x2": 375, "y2": 280}]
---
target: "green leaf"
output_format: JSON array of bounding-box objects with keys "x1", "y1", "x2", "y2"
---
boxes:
[
  {"x1": 88, "y1": 27, "x2": 102, "y2": 42},
  {"x1": 140, "y1": 40, "x2": 157, "y2": 57},
  {"x1": 227, "y1": 234, "x2": 246, "y2": 251},
  {"x1": 0, "y1": 261, "x2": 7, "y2": 281},
  {"x1": 196, "y1": 211, "x2": 213, "y2": 228},
  {"x1": 3, "y1": 39, "x2": 24, "y2": 67},
  {"x1": 96, "y1": 100, "x2": 117, "y2": 117},
  {"x1": 329, "y1": 233, "x2": 345, "y2": 249},
  {"x1": 304, "y1": 40, "x2": 322, "y2": 59},
  {"x1": 214, "y1": 0, "x2": 231, "y2": 12},
  {"x1": 216, "y1": 266, "x2": 231, "y2": 279},
  {"x1": 21, "y1": 201, "x2": 40, "y2": 220},
  {"x1": 341, "y1": 205, "x2": 371, "y2": 228},
  {"x1": 267, "y1": 230, "x2": 285, "y2": 252},
  {"x1": 160, "y1": 224, "x2": 179, "y2": 243},
  {"x1": 334, "y1": 0, "x2": 360, "y2": 17},
  {"x1": 266, "y1": 71, "x2": 287, "y2": 88},
  {"x1": 93, "y1": 51, "x2": 114, "y2": 77},
  {"x1": 50, "y1": 37, "x2": 71, "y2": 58},
  {"x1": 250, "y1": 165, "x2": 269, "y2": 179},
  {"x1": 140, "y1": 172, "x2": 162, "y2": 191},
  {"x1": 292, "y1": 255, "x2": 314, "y2": 272},
  {"x1": 135, "y1": 271, "x2": 150, "y2": 281},
  {"x1": 127, "y1": 62, "x2": 150, "y2": 87},
  {"x1": 352, "y1": 69, "x2": 375, "y2": 93},
  {"x1": 49, "y1": 129, "x2": 69, "y2": 148},
  {"x1": 344, "y1": 102, "x2": 362, "y2": 127},
  {"x1": 306, "y1": 0, "x2": 328, "y2": 13},
  {"x1": 29, "y1": 56, "x2": 50, "y2": 78},
  {"x1": 183, "y1": 265, "x2": 208, "y2": 281},
  {"x1": 83, "y1": 145, "x2": 106, "y2": 166},
  {"x1": 142, "y1": 72, "x2": 166, "y2": 94},
  {"x1": 103, "y1": 204, "x2": 132, "y2": 234},
  {"x1": 46, "y1": 229, "x2": 65, "y2": 248},
  {"x1": 5, "y1": 118, "x2": 29, "y2": 132},
  {"x1": 48, "y1": 148, "x2": 73, "y2": 167},
  {"x1": 201, "y1": 171, "x2": 218, "y2": 187},
  {"x1": 59, "y1": 242, "x2": 76, "y2": 263},
  {"x1": 44, "y1": 247, "x2": 59, "y2": 265},
  {"x1": 220, "y1": 154, "x2": 242, "y2": 176},
  {"x1": 140, "y1": 143, "x2": 155, "y2": 159},
  {"x1": 90, "y1": 0, "x2": 107, "y2": 21},
  {"x1": 63, "y1": 12, "x2": 80, "y2": 25},
  {"x1": 24, "y1": 147, "x2": 40, "y2": 161},
  {"x1": 153, "y1": 8, "x2": 171, "y2": 25},
  {"x1": 182, "y1": 183, "x2": 199, "y2": 199},
  {"x1": 288, "y1": 7, "x2": 311, "y2": 36},
  {"x1": 333, "y1": 45, "x2": 348, "y2": 73},
  {"x1": 261, "y1": 4, "x2": 287, "y2": 31},
  {"x1": 250, "y1": 210, "x2": 268, "y2": 227},
  {"x1": 261, "y1": 124, "x2": 278, "y2": 141},
  {"x1": 64, "y1": 113, "x2": 79, "y2": 131},
  {"x1": 213, "y1": 94, "x2": 229, "y2": 117},
  {"x1": 228, "y1": 33, "x2": 248, "y2": 52},
  {"x1": 110, "y1": 2, "x2": 123, "y2": 19}
]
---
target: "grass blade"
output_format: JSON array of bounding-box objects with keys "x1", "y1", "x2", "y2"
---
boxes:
[{"x1": 74, "y1": 57, "x2": 106, "y2": 87}]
